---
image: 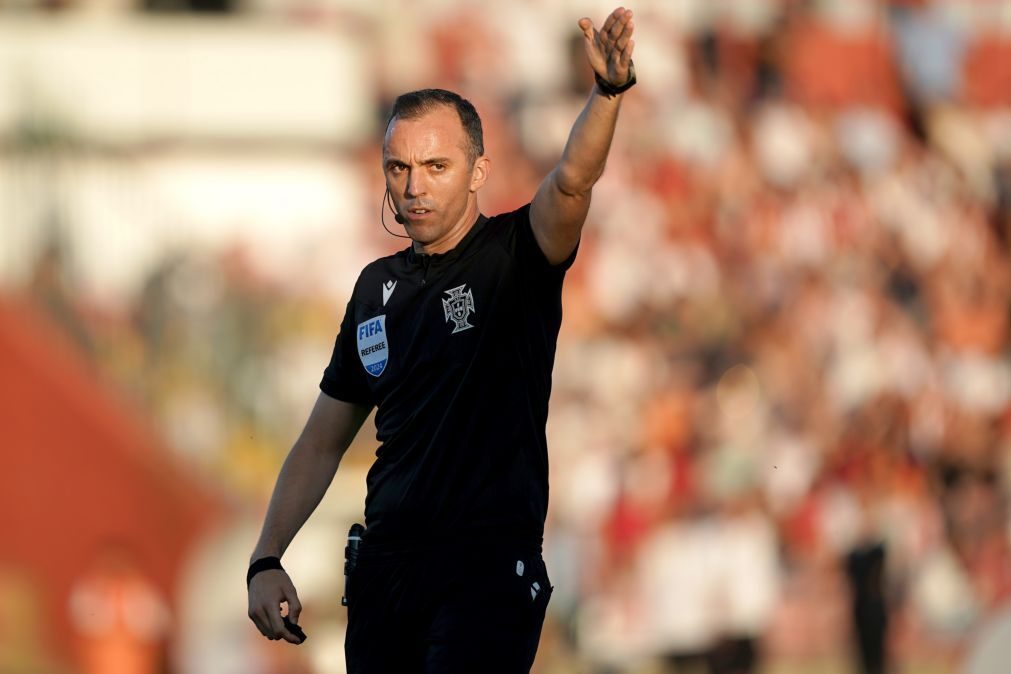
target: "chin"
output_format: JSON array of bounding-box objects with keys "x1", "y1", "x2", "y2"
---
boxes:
[{"x1": 406, "y1": 221, "x2": 443, "y2": 243}]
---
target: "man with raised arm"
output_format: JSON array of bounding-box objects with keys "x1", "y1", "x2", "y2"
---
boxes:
[{"x1": 247, "y1": 7, "x2": 636, "y2": 672}]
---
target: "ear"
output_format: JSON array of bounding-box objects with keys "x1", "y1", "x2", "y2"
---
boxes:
[{"x1": 469, "y1": 156, "x2": 490, "y2": 193}]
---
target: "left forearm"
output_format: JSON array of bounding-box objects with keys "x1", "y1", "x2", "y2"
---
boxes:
[{"x1": 553, "y1": 88, "x2": 624, "y2": 196}]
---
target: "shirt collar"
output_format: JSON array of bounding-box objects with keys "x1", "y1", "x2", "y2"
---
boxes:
[{"x1": 406, "y1": 213, "x2": 488, "y2": 267}]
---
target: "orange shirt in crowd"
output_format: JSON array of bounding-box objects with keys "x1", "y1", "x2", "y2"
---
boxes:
[{"x1": 69, "y1": 566, "x2": 170, "y2": 674}]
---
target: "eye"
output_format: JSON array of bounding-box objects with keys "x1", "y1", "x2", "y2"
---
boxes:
[
  {"x1": 388, "y1": 163, "x2": 406, "y2": 174},
  {"x1": 431, "y1": 163, "x2": 446, "y2": 172}
]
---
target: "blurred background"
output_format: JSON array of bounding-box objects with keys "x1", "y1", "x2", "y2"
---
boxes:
[{"x1": 3, "y1": 0, "x2": 1011, "y2": 672}]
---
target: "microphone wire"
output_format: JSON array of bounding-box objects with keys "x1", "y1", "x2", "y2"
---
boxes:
[{"x1": 382, "y1": 188, "x2": 412, "y2": 239}]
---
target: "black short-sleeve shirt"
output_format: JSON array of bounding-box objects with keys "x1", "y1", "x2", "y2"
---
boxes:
[{"x1": 321, "y1": 203, "x2": 576, "y2": 550}]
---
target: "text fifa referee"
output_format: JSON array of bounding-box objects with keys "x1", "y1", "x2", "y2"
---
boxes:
[{"x1": 247, "y1": 7, "x2": 636, "y2": 672}]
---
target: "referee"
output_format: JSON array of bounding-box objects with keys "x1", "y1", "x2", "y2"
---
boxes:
[{"x1": 247, "y1": 7, "x2": 636, "y2": 672}]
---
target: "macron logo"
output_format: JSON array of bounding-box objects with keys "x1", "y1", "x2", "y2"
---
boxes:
[{"x1": 383, "y1": 280, "x2": 397, "y2": 306}]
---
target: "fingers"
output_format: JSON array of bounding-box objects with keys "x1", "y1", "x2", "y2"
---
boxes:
[
  {"x1": 248, "y1": 572, "x2": 303, "y2": 644},
  {"x1": 249, "y1": 604, "x2": 290, "y2": 642},
  {"x1": 614, "y1": 16, "x2": 634, "y2": 51},
  {"x1": 595, "y1": 9, "x2": 633, "y2": 56},
  {"x1": 249, "y1": 606, "x2": 272, "y2": 639},
  {"x1": 600, "y1": 8, "x2": 620, "y2": 38},
  {"x1": 607, "y1": 7, "x2": 632, "y2": 42},
  {"x1": 280, "y1": 576, "x2": 302, "y2": 630},
  {"x1": 265, "y1": 606, "x2": 290, "y2": 642},
  {"x1": 579, "y1": 6, "x2": 635, "y2": 82},
  {"x1": 285, "y1": 592, "x2": 303, "y2": 626},
  {"x1": 620, "y1": 39, "x2": 635, "y2": 68},
  {"x1": 274, "y1": 580, "x2": 304, "y2": 644}
]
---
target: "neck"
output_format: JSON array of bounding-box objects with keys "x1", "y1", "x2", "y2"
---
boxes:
[{"x1": 413, "y1": 200, "x2": 481, "y2": 255}]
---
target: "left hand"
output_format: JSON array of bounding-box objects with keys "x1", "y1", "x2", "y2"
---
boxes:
[{"x1": 578, "y1": 7, "x2": 635, "y2": 88}]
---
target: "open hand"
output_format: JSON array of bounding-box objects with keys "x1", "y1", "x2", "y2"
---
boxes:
[{"x1": 578, "y1": 7, "x2": 635, "y2": 88}]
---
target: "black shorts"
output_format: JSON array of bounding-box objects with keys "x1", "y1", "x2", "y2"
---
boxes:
[{"x1": 345, "y1": 541, "x2": 553, "y2": 674}]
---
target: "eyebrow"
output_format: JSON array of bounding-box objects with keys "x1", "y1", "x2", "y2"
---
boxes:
[{"x1": 385, "y1": 156, "x2": 453, "y2": 166}]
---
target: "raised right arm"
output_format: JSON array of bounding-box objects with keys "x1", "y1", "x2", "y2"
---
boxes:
[{"x1": 247, "y1": 392, "x2": 372, "y2": 643}]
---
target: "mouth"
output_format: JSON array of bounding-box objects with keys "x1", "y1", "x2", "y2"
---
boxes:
[{"x1": 404, "y1": 206, "x2": 434, "y2": 221}]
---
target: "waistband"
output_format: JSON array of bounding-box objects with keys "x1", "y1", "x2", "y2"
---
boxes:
[{"x1": 357, "y1": 529, "x2": 543, "y2": 563}]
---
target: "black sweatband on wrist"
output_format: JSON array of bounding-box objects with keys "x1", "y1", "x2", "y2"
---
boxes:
[
  {"x1": 247, "y1": 556, "x2": 283, "y2": 589},
  {"x1": 595, "y1": 60, "x2": 637, "y2": 98}
]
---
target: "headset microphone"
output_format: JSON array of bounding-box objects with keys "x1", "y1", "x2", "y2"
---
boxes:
[{"x1": 382, "y1": 188, "x2": 411, "y2": 238}]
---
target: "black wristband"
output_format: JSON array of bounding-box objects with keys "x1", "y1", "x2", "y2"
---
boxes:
[
  {"x1": 247, "y1": 556, "x2": 283, "y2": 589},
  {"x1": 595, "y1": 60, "x2": 636, "y2": 98}
]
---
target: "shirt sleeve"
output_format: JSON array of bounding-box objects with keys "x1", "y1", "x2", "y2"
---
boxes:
[
  {"x1": 511, "y1": 203, "x2": 579, "y2": 276},
  {"x1": 319, "y1": 294, "x2": 374, "y2": 407}
]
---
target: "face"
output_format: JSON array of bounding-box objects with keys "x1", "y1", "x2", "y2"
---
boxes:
[{"x1": 383, "y1": 105, "x2": 488, "y2": 249}]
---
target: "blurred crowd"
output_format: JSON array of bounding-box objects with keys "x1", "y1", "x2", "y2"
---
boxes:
[{"x1": 8, "y1": 0, "x2": 1011, "y2": 673}]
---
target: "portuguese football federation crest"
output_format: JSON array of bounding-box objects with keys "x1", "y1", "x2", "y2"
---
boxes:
[{"x1": 442, "y1": 284, "x2": 476, "y2": 334}]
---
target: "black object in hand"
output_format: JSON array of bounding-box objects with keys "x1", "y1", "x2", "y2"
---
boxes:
[{"x1": 282, "y1": 616, "x2": 307, "y2": 643}]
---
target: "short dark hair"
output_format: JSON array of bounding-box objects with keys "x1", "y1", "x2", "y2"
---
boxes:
[{"x1": 385, "y1": 89, "x2": 484, "y2": 164}]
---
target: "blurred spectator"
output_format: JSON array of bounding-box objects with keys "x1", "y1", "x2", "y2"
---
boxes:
[
  {"x1": 68, "y1": 543, "x2": 170, "y2": 674},
  {"x1": 0, "y1": 567, "x2": 57, "y2": 673},
  {"x1": 845, "y1": 541, "x2": 889, "y2": 674},
  {"x1": 888, "y1": 0, "x2": 966, "y2": 107}
]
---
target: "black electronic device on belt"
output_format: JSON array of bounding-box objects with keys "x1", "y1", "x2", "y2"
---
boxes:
[{"x1": 341, "y1": 523, "x2": 365, "y2": 607}]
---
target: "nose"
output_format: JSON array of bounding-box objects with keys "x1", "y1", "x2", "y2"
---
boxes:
[{"x1": 405, "y1": 168, "x2": 427, "y2": 199}]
